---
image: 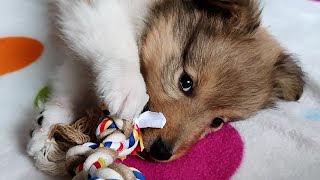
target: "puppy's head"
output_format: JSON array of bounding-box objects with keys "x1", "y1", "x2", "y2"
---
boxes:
[{"x1": 140, "y1": 0, "x2": 304, "y2": 161}]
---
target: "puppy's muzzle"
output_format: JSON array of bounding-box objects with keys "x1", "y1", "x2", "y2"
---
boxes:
[{"x1": 149, "y1": 138, "x2": 172, "y2": 161}]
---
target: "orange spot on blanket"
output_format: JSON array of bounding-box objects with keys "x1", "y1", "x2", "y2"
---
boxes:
[{"x1": 0, "y1": 36, "x2": 44, "y2": 75}]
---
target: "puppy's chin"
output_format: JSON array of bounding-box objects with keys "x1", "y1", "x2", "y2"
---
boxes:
[
  {"x1": 139, "y1": 139, "x2": 195, "y2": 162},
  {"x1": 138, "y1": 150, "x2": 185, "y2": 162},
  {"x1": 137, "y1": 151, "x2": 164, "y2": 162}
]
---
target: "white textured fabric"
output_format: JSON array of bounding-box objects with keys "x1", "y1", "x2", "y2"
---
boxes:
[
  {"x1": 0, "y1": 0, "x2": 319, "y2": 179},
  {"x1": 135, "y1": 111, "x2": 166, "y2": 129}
]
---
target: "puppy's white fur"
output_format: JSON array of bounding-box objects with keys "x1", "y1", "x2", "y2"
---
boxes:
[{"x1": 27, "y1": 0, "x2": 151, "y2": 156}]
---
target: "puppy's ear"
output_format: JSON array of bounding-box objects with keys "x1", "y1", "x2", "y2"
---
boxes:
[
  {"x1": 273, "y1": 53, "x2": 305, "y2": 101},
  {"x1": 193, "y1": 0, "x2": 261, "y2": 34}
]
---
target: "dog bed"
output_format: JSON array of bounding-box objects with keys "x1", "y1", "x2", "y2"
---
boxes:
[{"x1": 0, "y1": 0, "x2": 319, "y2": 179}]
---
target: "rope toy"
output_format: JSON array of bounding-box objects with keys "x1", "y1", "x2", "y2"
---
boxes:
[
  {"x1": 31, "y1": 87, "x2": 166, "y2": 179},
  {"x1": 66, "y1": 107, "x2": 146, "y2": 180}
]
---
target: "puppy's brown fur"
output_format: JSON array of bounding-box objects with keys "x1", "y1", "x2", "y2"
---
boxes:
[{"x1": 140, "y1": 0, "x2": 304, "y2": 160}]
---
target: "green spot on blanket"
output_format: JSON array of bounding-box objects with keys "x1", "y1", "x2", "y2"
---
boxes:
[{"x1": 33, "y1": 86, "x2": 51, "y2": 109}]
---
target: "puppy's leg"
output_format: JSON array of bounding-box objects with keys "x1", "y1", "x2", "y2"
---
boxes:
[
  {"x1": 54, "y1": 0, "x2": 149, "y2": 119},
  {"x1": 27, "y1": 60, "x2": 95, "y2": 156}
]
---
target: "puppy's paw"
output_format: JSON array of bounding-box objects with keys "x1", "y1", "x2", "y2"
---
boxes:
[
  {"x1": 27, "y1": 112, "x2": 51, "y2": 157},
  {"x1": 27, "y1": 103, "x2": 74, "y2": 157},
  {"x1": 101, "y1": 71, "x2": 149, "y2": 119}
]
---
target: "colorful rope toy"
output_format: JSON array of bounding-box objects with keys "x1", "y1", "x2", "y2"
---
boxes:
[
  {"x1": 66, "y1": 107, "x2": 146, "y2": 180},
  {"x1": 31, "y1": 87, "x2": 166, "y2": 179}
]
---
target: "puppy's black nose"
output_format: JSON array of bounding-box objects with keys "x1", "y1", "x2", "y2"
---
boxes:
[{"x1": 150, "y1": 138, "x2": 172, "y2": 161}]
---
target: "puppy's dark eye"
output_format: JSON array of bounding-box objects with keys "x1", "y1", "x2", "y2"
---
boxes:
[
  {"x1": 211, "y1": 117, "x2": 224, "y2": 128},
  {"x1": 179, "y1": 73, "x2": 193, "y2": 93}
]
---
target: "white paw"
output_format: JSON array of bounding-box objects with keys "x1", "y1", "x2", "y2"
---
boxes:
[
  {"x1": 27, "y1": 112, "x2": 51, "y2": 157},
  {"x1": 27, "y1": 103, "x2": 74, "y2": 157},
  {"x1": 100, "y1": 70, "x2": 149, "y2": 119}
]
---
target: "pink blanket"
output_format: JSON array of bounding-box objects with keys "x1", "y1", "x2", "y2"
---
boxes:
[{"x1": 123, "y1": 124, "x2": 243, "y2": 180}]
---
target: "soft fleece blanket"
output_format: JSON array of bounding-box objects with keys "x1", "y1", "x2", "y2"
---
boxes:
[{"x1": 0, "y1": 0, "x2": 320, "y2": 180}]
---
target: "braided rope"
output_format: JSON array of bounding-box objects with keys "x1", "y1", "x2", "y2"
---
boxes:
[{"x1": 65, "y1": 107, "x2": 145, "y2": 180}]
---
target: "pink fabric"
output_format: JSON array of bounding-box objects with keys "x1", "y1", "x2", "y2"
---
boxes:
[{"x1": 123, "y1": 124, "x2": 244, "y2": 180}]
